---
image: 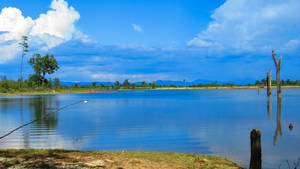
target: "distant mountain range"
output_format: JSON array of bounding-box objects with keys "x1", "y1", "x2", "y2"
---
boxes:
[
  {"x1": 60, "y1": 78, "x2": 253, "y2": 87},
  {"x1": 154, "y1": 79, "x2": 216, "y2": 86},
  {"x1": 60, "y1": 81, "x2": 114, "y2": 86}
]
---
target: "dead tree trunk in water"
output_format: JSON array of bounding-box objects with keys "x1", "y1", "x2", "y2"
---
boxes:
[
  {"x1": 250, "y1": 129, "x2": 262, "y2": 169},
  {"x1": 267, "y1": 70, "x2": 272, "y2": 96},
  {"x1": 272, "y1": 50, "x2": 282, "y2": 99}
]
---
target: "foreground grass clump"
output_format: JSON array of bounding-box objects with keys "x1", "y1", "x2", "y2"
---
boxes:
[{"x1": 0, "y1": 149, "x2": 242, "y2": 169}]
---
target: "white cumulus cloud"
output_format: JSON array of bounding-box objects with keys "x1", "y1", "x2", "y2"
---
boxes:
[
  {"x1": 0, "y1": 0, "x2": 88, "y2": 63},
  {"x1": 30, "y1": 0, "x2": 80, "y2": 49},
  {"x1": 0, "y1": 42, "x2": 20, "y2": 63},
  {"x1": 0, "y1": 7, "x2": 33, "y2": 41},
  {"x1": 188, "y1": 0, "x2": 300, "y2": 54},
  {"x1": 132, "y1": 24, "x2": 143, "y2": 32}
]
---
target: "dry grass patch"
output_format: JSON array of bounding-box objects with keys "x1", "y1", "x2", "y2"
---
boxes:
[{"x1": 0, "y1": 149, "x2": 243, "y2": 169}]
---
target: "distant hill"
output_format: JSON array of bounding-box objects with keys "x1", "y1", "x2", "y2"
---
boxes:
[
  {"x1": 154, "y1": 79, "x2": 216, "y2": 86},
  {"x1": 60, "y1": 81, "x2": 114, "y2": 86},
  {"x1": 60, "y1": 79, "x2": 228, "y2": 87}
]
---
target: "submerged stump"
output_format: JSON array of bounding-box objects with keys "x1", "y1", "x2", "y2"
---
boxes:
[{"x1": 250, "y1": 129, "x2": 262, "y2": 169}]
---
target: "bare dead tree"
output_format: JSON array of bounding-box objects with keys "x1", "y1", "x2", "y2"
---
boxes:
[
  {"x1": 18, "y1": 35, "x2": 29, "y2": 88},
  {"x1": 272, "y1": 50, "x2": 282, "y2": 99}
]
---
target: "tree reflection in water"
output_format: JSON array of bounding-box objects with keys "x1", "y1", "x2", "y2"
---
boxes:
[
  {"x1": 267, "y1": 96, "x2": 272, "y2": 120},
  {"x1": 0, "y1": 96, "x2": 60, "y2": 131},
  {"x1": 273, "y1": 96, "x2": 282, "y2": 147},
  {"x1": 0, "y1": 96, "x2": 59, "y2": 147},
  {"x1": 28, "y1": 96, "x2": 59, "y2": 131}
]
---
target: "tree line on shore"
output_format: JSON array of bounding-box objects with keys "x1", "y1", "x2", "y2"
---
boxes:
[
  {"x1": 255, "y1": 78, "x2": 300, "y2": 86},
  {"x1": 1, "y1": 76, "x2": 300, "y2": 93}
]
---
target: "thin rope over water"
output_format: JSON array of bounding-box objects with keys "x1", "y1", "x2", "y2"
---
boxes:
[{"x1": 0, "y1": 99, "x2": 88, "y2": 140}]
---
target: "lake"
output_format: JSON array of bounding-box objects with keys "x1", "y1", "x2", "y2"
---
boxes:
[{"x1": 0, "y1": 89, "x2": 299, "y2": 168}]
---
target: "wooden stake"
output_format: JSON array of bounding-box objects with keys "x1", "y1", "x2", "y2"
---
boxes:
[{"x1": 250, "y1": 129, "x2": 262, "y2": 169}]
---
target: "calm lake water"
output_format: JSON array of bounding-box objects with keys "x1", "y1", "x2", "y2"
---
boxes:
[{"x1": 0, "y1": 89, "x2": 299, "y2": 168}]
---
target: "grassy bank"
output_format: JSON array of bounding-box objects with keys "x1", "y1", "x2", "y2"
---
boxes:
[
  {"x1": 0, "y1": 88, "x2": 102, "y2": 96},
  {"x1": 0, "y1": 149, "x2": 242, "y2": 169},
  {"x1": 1, "y1": 86, "x2": 300, "y2": 96}
]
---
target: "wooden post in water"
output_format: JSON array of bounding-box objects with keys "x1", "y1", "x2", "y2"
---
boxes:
[
  {"x1": 267, "y1": 70, "x2": 272, "y2": 96},
  {"x1": 272, "y1": 50, "x2": 282, "y2": 99},
  {"x1": 250, "y1": 129, "x2": 262, "y2": 169}
]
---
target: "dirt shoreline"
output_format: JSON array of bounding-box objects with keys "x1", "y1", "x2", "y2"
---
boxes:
[
  {"x1": 0, "y1": 149, "x2": 243, "y2": 169},
  {"x1": 1, "y1": 86, "x2": 299, "y2": 96}
]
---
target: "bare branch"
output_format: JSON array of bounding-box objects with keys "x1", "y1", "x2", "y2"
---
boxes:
[
  {"x1": 272, "y1": 50, "x2": 278, "y2": 67},
  {"x1": 279, "y1": 56, "x2": 282, "y2": 69}
]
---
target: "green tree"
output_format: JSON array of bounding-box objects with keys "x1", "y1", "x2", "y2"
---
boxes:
[
  {"x1": 152, "y1": 80, "x2": 156, "y2": 89},
  {"x1": 261, "y1": 78, "x2": 266, "y2": 85},
  {"x1": 142, "y1": 81, "x2": 146, "y2": 87},
  {"x1": 123, "y1": 79, "x2": 130, "y2": 87},
  {"x1": 48, "y1": 78, "x2": 53, "y2": 88},
  {"x1": 287, "y1": 79, "x2": 291, "y2": 85},
  {"x1": 19, "y1": 36, "x2": 29, "y2": 87},
  {"x1": 29, "y1": 53, "x2": 59, "y2": 86},
  {"x1": 92, "y1": 82, "x2": 97, "y2": 87},
  {"x1": 115, "y1": 81, "x2": 120, "y2": 89},
  {"x1": 0, "y1": 76, "x2": 9, "y2": 90},
  {"x1": 131, "y1": 83, "x2": 136, "y2": 89},
  {"x1": 54, "y1": 78, "x2": 60, "y2": 87},
  {"x1": 27, "y1": 74, "x2": 43, "y2": 87}
]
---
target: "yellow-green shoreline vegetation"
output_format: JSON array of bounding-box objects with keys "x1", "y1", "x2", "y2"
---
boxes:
[
  {"x1": 1, "y1": 85, "x2": 300, "y2": 96},
  {"x1": 0, "y1": 149, "x2": 242, "y2": 169},
  {"x1": 1, "y1": 75, "x2": 300, "y2": 95}
]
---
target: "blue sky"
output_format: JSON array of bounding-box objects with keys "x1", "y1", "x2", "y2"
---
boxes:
[{"x1": 0, "y1": 0, "x2": 299, "y2": 83}]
